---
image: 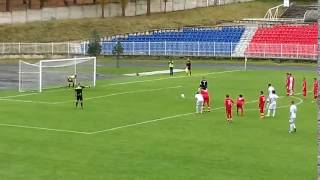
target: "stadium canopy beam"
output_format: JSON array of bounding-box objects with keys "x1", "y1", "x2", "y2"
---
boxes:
[{"x1": 264, "y1": 4, "x2": 284, "y2": 20}]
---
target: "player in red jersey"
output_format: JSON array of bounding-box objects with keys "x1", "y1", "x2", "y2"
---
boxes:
[
  {"x1": 286, "y1": 73, "x2": 290, "y2": 96},
  {"x1": 236, "y1": 94, "x2": 245, "y2": 116},
  {"x1": 200, "y1": 88, "x2": 211, "y2": 112},
  {"x1": 313, "y1": 78, "x2": 318, "y2": 100},
  {"x1": 259, "y1": 91, "x2": 266, "y2": 118},
  {"x1": 302, "y1": 77, "x2": 307, "y2": 97},
  {"x1": 224, "y1": 94, "x2": 234, "y2": 123}
]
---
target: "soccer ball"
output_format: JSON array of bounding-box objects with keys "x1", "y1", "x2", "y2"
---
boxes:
[{"x1": 181, "y1": 94, "x2": 185, "y2": 98}]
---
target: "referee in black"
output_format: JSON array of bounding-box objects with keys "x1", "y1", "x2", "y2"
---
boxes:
[
  {"x1": 75, "y1": 83, "x2": 87, "y2": 109},
  {"x1": 186, "y1": 58, "x2": 191, "y2": 76}
]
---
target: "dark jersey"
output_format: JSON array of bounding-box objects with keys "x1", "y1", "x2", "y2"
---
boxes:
[
  {"x1": 186, "y1": 62, "x2": 191, "y2": 70},
  {"x1": 75, "y1": 86, "x2": 85, "y2": 96},
  {"x1": 200, "y1": 80, "x2": 208, "y2": 88}
]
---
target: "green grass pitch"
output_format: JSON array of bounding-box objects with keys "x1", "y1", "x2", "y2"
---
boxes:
[{"x1": 0, "y1": 62, "x2": 317, "y2": 179}]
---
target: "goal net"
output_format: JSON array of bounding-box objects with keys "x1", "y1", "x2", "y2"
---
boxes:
[{"x1": 19, "y1": 57, "x2": 96, "y2": 92}]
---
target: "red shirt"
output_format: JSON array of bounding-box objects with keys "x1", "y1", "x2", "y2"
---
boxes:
[
  {"x1": 225, "y1": 98, "x2": 234, "y2": 109},
  {"x1": 259, "y1": 95, "x2": 265, "y2": 107},
  {"x1": 200, "y1": 89, "x2": 209, "y2": 99},
  {"x1": 236, "y1": 97, "x2": 245, "y2": 106},
  {"x1": 302, "y1": 80, "x2": 307, "y2": 91},
  {"x1": 286, "y1": 75, "x2": 290, "y2": 88},
  {"x1": 314, "y1": 80, "x2": 318, "y2": 91}
]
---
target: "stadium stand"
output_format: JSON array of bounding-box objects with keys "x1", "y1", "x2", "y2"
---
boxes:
[
  {"x1": 110, "y1": 27, "x2": 245, "y2": 42},
  {"x1": 245, "y1": 24, "x2": 318, "y2": 59},
  {"x1": 99, "y1": 27, "x2": 245, "y2": 56}
]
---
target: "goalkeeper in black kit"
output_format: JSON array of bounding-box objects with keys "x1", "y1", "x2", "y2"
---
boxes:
[{"x1": 75, "y1": 83, "x2": 90, "y2": 109}]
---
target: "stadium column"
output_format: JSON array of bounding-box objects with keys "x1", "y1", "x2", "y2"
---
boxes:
[{"x1": 39, "y1": 61, "x2": 42, "y2": 92}]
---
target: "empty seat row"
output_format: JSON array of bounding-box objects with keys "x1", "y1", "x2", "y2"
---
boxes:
[{"x1": 245, "y1": 24, "x2": 318, "y2": 58}]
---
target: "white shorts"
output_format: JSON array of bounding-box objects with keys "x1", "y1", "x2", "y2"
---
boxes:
[
  {"x1": 196, "y1": 101, "x2": 204, "y2": 106},
  {"x1": 289, "y1": 118, "x2": 295, "y2": 124},
  {"x1": 269, "y1": 102, "x2": 276, "y2": 110},
  {"x1": 289, "y1": 84, "x2": 293, "y2": 90}
]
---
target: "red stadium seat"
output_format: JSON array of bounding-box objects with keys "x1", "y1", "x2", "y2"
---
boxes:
[{"x1": 245, "y1": 24, "x2": 317, "y2": 59}]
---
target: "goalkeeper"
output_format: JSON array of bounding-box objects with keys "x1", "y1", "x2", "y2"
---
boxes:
[
  {"x1": 75, "y1": 83, "x2": 89, "y2": 109},
  {"x1": 67, "y1": 74, "x2": 77, "y2": 88}
]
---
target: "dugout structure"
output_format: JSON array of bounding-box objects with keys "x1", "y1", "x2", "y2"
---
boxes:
[{"x1": 19, "y1": 57, "x2": 96, "y2": 92}]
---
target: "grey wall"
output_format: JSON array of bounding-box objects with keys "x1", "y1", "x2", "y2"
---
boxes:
[{"x1": 0, "y1": 0, "x2": 252, "y2": 24}]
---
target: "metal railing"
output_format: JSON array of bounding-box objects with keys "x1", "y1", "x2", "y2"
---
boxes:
[
  {"x1": 0, "y1": 42, "x2": 84, "y2": 55},
  {"x1": 245, "y1": 43, "x2": 317, "y2": 60},
  {"x1": 0, "y1": 42, "x2": 317, "y2": 61},
  {"x1": 99, "y1": 41, "x2": 238, "y2": 57}
]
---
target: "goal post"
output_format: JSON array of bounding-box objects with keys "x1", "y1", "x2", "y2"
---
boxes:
[{"x1": 19, "y1": 57, "x2": 96, "y2": 92}]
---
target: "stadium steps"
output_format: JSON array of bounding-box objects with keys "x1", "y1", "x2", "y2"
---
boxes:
[{"x1": 232, "y1": 27, "x2": 258, "y2": 57}]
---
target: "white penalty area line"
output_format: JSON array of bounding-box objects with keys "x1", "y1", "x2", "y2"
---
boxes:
[
  {"x1": 0, "y1": 123, "x2": 91, "y2": 135},
  {"x1": 54, "y1": 85, "x2": 183, "y2": 104},
  {"x1": 0, "y1": 92, "x2": 38, "y2": 99},
  {"x1": 90, "y1": 96, "x2": 307, "y2": 135},
  {"x1": 0, "y1": 86, "x2": 183, "y2": 105},
  {"x1": 0, "y1": 96, "x2": 304, "y2": 135},
  {"x1": 104, "y1": 69, "x2": 242, "y2": 87},
  {"x1": 0, "y1": 100, "x2": 251, "y2": 135},
  {"x1": 0, "y1": 98, "x2": 58, "y2": 105}
]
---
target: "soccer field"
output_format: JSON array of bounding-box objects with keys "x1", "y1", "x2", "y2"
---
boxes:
[{"x1": 0, "y1": 61, "x2": 317, "y2": 179}]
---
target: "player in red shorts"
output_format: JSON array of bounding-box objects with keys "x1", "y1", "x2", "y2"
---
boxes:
[
  {"x1": 302, "y1": 77, "x2": 307, "y2": 97},
  {"x1": 313, "y1": 78, "x2": 318, "y2": 100},
  {"x1": 200, "y1": 88, "x2": 211, "y2": 112},
  {"x1": 236, "y1": 94, "x2": 245, "y2": 116},
  {"x1": 258, "y1": 91, "x2": 266, "y2": 118},
  {"x1": 224, "y1": 94, "x2": 234, "y2": 123}
]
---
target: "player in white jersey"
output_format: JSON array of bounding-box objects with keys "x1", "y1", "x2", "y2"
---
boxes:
[
  {"x1": 266, "y1": 90, "x2": 279, "y2": 117},
  {"x1": 288, "y1": 74, "x2": 295, "y2": 96},
  {"x1": 266, "y1": 83, "x2": 275, "y2": 109},
  {"x1": 195, "y1": 92, "x2": 204, "y2": 114},
  {"x1": 289, "y1": 101, "x2": 297, "y2": 133}
]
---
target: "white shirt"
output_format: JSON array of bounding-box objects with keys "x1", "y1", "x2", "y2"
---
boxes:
[
  {"x1": 195, "y1": 94, "x2": 204, "y2": 102},
  {"x1": 290, "y1": 104, "x2": 297, "y2": 118},
  {"x1": 269, "y1": 94, "x2": 279, "y2": 104},
  {"x1": 268, "y1": 86, "x2": 275, "y2": 98}
]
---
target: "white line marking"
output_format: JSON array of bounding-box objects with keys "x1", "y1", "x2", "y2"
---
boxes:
[
  {"x1": 54, "y1": 86, "x2": 183, "y2": 104},
  {"x1": 0, "y1": 92, "x2": 38, "y2": 99},
  {"x1": 0, "y1": 123, "x2": 91, "y2": 135},
  {"x1": 0, "y1": 96, "x2": 306, "y2": 135},
  {"x1": 89, "y1": 112, "x2": 196, "y2": 134},
  {"x1": 0, "y1": 98, "x2": 58, "y2": 105},
  {"x1": 0, "y1": 86, "x2": 183, "y2": 105},
  {"x1": 2, "y1": 70, "x2": 240, "y2": 103},
  {"x1": 89, "y1": 100, "x2": 257, "y2": 135},
  {"x1": 245, "y1": 95, "x2": 304, "y2": 111},
  {"x1": 104, "y1": 70, "x2": 241, "y2": 87}
]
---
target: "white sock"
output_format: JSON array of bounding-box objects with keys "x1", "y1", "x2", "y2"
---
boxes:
[
  {"x1": 272, "y1": 109, "x2": 276, "y2": 117},
  {"x1": 289, "y1": 124, "x2": 294, "y2": 132},
  {"x1": 267, "y1": 109, "x2": 270, "y2": 116}
]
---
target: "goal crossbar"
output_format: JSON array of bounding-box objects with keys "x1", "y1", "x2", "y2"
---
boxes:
[{"x1": 19, "y1": 57, "x2": 96, "y2": 92}]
